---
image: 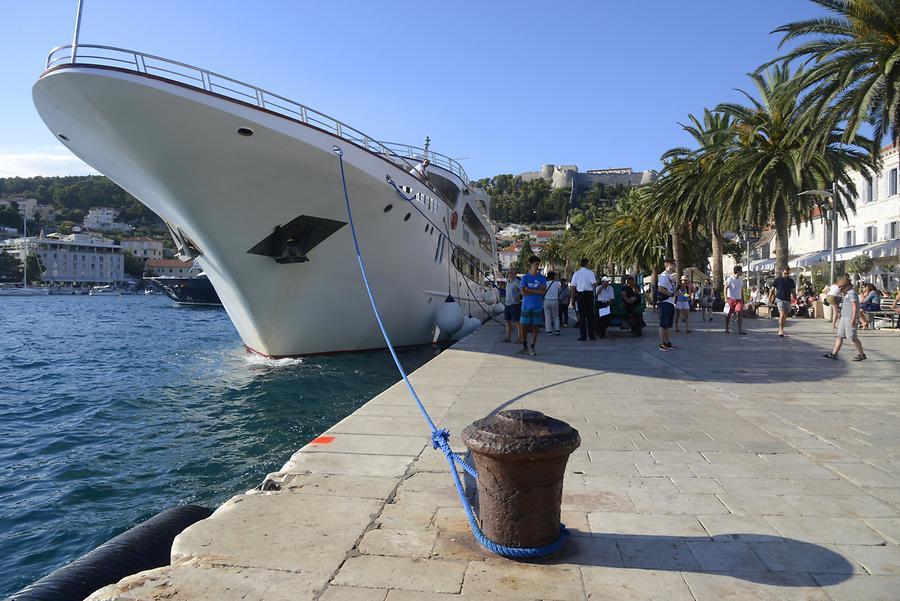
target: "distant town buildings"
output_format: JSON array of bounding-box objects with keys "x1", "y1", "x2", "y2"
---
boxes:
[
  {"x1": 0, "y1": 197, "x2": 55, "y2": 221},
  {"x1": 2, "y1": 232, "x2": 124, "y2": 284},
  {"x1": 145, "y1": 258, "x2": 199, "y2": 278},
  {"x1": 120, "y1": 236, "x2": 164, "y2": 261},
  {"x1": 495, "y1": 226, "x2": 564, "y2": 271},
  {"x1": 83, "y1": 207, "x2": 133, "y2": 233}
]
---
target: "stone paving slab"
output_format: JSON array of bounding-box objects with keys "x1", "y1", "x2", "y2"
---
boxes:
[{"x1": 90, "y1": 313, "x2": 900, "y2": 600}]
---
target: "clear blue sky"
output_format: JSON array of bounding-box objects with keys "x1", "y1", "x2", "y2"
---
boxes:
[{"x1": 1, "y1": 0, "x2": 825, "y2": 179}]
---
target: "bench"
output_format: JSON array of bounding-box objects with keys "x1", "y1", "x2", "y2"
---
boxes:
[{"x1": 863, "y1": 310, "x2": 899, "y2": 329}]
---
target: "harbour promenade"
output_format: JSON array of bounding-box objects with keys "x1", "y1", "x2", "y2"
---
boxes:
[{"x1": 90, "y1": 314, "x2": 900, "y2": 601}]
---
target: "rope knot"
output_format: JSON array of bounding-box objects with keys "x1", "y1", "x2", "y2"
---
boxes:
[{"x1": 431, "y1": 428, "x2": 451, "y2": 450}]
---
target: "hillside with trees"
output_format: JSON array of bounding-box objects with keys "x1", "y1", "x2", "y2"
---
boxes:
[
  {"x1": 472, "y1": 175, "x2": 632, "y2": 224},
  {"x1": 0, "y1": 175, "x2": 164, "y2": 229}
]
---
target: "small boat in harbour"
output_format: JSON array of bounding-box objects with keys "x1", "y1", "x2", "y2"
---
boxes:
[
  {"x1": 0, "y1": 215, "x2": 49, "y2": 297},
  {"x1": 88, "y1": 285, "x2": 122, "y2": 296}
]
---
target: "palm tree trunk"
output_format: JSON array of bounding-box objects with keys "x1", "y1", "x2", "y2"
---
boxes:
[
  {"x1": 774, "y1": 203, "x2": 790, "y2": 272},
  {"x1": 671, "y1": 229, "x2": 684, "y2": 277},
  {"x1": 710, "y1": 222, "x2": 724, "y2": 288}
]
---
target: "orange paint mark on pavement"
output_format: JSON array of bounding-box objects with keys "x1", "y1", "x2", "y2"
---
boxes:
[{"x1": 312, "y1": 436, "x2": 335, "y2": 444}]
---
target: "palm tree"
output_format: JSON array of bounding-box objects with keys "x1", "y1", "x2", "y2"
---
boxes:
[
  {"x1": 655, "y1": 109, "x2": 741, "y2": 286},
  {"x1": 540, "y1": 237, "x2": 566, "y2": 274},
  {"x1": 565, "y1": 187, "x2": 667, "y2": 275},
  {"x1": 768, "y1": 0, "x2": 900, "y2": 151},
  {"x1": 717, "y1": 64, "x2": 875, "y2": 271}
]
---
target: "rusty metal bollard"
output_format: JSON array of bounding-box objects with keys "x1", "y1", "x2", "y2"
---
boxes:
[{"x1": 462, "y1": 409, "x2": 581, "y2": 549}]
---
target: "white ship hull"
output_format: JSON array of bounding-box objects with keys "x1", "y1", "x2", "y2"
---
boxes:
[{"x1": 33, "y1": 60, "x2": 496, "y2": 356}]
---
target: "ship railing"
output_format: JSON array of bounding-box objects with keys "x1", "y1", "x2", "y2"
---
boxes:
[
  {"x1": 381, "y1": 143, "x2": 469, "y2": 183},
  {"x1": 44, "y1": 44, "x2": 469, "y2": 184}
]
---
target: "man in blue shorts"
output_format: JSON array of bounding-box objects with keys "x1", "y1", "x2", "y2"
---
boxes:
[
  {"x1": 519, "y1": 255, "x2": 547, "y2": 356},
  {"x1": 657, "y1": 258, "x2": 677, "y2": 351}
]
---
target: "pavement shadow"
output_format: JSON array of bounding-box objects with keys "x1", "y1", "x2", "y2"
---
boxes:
[
  {"x1": 487, "y1": 313, "x2": 851, "y2": 383},
  {"x1": 535, "y1": 530, "x2": 853, "y2": 586}
]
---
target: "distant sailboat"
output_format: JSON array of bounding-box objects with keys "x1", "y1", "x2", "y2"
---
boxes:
[{"x1": 0, "y1": 216, "x2": 49, "y2": 296}]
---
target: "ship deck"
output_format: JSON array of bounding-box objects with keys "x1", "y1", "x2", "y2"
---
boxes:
[{"x1": 88, "y1": 315, "x2": 900, "y2": 601}]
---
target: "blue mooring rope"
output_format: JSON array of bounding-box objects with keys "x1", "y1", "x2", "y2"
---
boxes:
[{"x1": 333, "y1": 146, "x2": 566, "y2": 558}]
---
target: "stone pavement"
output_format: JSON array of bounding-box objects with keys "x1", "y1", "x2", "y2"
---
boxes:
[{"x1": 90, "y1": 312, "x2": 900, "y2": 601}]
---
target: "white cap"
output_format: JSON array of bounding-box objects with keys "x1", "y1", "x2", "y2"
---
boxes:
[{"x1": 600, "y1": 276, "x2": 611, "y2": 283}]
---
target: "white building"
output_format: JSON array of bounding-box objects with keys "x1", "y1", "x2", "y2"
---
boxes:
[
  {"x1": 83, "y1": 207, "x2": 133, "y2": 233},
  {"x1": 2, "y1": 232, "x2": 124, "y2": 283},
  {"x1": 120, "y1": 236, "x2": 164, "y2": 261},
  {"x1": 754, "y1": 144, "x2": 900, "y2": 290},
  {"x1": 0, "y1": 198, "x2": 42, "y2": 220}
]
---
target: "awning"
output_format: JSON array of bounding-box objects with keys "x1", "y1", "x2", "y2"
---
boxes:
[
  {"x1": 788, "y1": 250, "x2": 831, "y2": 268},
  {"x1": 682, "y1": 266, "x2": 708, "y2": 283},
  {"x1": 833, "y1": 244, "x2": 867, "y2": 261},
  {"x1": 861, "y1": 238, "x2": 900, "y2": 259},
  {"x1": 749, "y1": 258, "x2": 775, "y2": 271}
]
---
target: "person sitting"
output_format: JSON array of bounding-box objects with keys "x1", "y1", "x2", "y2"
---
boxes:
[
  {"x1": 859, "y1": 283, "x2": 881, "y2": 329},
  {"x1": 748, "y1": 286, "x2": 763, "y2": 315}
]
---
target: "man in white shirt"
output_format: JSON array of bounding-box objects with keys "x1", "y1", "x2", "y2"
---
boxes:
[
  {"x1": 657, "y1": 258, "x2": 677, "y2": 351},
  {"x1": 409, "y1": 158, "x2": 430, "y2": 180},
  {"x1": 724, "y1": 265, "x2": 746, "y2": 335},
  {"x1": 570, "y1": 258, "x2": 597, "y2": 341},
  {"x1": 595, "y1": 276, "x2": 615, "y2": 338},
  {"x1": 543, "y1": 271, "x2": 561, "y2": 335}
]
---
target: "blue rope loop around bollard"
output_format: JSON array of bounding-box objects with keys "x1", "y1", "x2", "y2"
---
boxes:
[{"x1": 334, "y1": 146, "x2": 566, "y2": 558}]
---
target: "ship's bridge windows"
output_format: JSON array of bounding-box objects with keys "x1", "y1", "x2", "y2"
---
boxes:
[{"x1": 427, "y1": 171, "x2": 460, "y2": 209}]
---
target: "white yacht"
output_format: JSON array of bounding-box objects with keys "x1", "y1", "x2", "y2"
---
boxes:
[{"x1": 33, "y1": 45, "x2": 499, "y2": 356}]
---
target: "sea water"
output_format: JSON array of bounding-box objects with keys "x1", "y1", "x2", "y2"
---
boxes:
[{"x1": 0, "y1": 295, "x2": 439, "y2": 596}]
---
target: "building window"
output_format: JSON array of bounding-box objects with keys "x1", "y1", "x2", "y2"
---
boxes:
[
  {"x1": 888, "y1": 221, "x2": 899, "y2": 240},
  {"x1": 865, "y1": 177, "x2": 873, "y2": 203},
  {"x1": 865, "y1": 225, "x2": 877, "y2": 243},
  {"x1": 891, "y1": 168, "x2": 898, "y2": 196},
  {"x1": 845, "y1": 230, "x2": 856, "y2": 246}
]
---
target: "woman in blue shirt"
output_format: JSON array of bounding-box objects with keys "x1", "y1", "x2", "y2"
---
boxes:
[
  {"x1": 519, "y1": 255, "x2": 547, "y2": 356},
  {"x1": 859, "y1": 283, "x2": 882, "y2": 329}
]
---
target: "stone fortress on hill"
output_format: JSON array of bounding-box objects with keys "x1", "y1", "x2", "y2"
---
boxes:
[{"x1": 519, "y1": 164, "x2": 657, "y2": 205}]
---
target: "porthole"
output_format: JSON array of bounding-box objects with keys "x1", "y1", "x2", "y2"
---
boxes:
[
  {"x1": 384, "y1": 204, "x2": 393, "y2": 213},
  {"x1": 237, "y1": 127, "x2": 254, "y2": 137},
  {"x1": 404, "y1": 212, "x2": 411, "y2": 222},
  {"x1": 57, "y1": 133, "x2": 69, "y2": 141}
]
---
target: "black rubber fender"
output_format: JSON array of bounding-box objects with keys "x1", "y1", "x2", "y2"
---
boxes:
[{"x1": 8, "y1": 504, "x2": 213, "y2": 601}]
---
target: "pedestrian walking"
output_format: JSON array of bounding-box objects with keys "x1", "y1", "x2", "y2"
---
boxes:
[
  {"x1": 570, "y1": 258, "x2": 597, "y2": 341},
  {"x1": 724, "y1": 265, "x2": 747, "y2": 335},
  {"x1": 519, "y1": 256, "x2": 547, "y2": 355},
  {"x1": 503, "y1": 272, "x2": 522, "y2": 343},
  {"x1": 823, "y1": 277, "x2": 867, "y2": 361},
  {"x1": 595, "y1": 276, "x2": 614, "y2": 338},
  {"x1": 770, "y1": 267, "x2": 796, "y2": 337},
  {"x1": 674, "y1": 276, "x2": 693, "y2": 333},
  {"x1": 558, "y1": 278, "x2": 570, "y2": 327},
  {"x1": 543, "y1": 271, "x2": 561, "y2": 336},
  {"x1": 657, "y1": 258, "x2": 677, "y2": 350},
  {"x1": 700, "y1": 278, "x2": 714, "y2": 322},
  {"x1": 824, "y1": 281, "x2": 842, "y2": 330}
]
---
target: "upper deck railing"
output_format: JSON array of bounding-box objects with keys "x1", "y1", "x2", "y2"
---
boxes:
[{"x1": 45, "y1": 44, "x2": 470, "y2": 184}]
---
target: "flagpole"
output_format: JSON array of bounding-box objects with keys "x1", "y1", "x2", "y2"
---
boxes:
[{"x1": 71, "y1": 0, "x2": 84, "y2": 64}]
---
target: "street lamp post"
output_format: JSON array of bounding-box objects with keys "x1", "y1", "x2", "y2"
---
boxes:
[{"x1": 799, "y1": 185, "x2": 838, "y2": 284}]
